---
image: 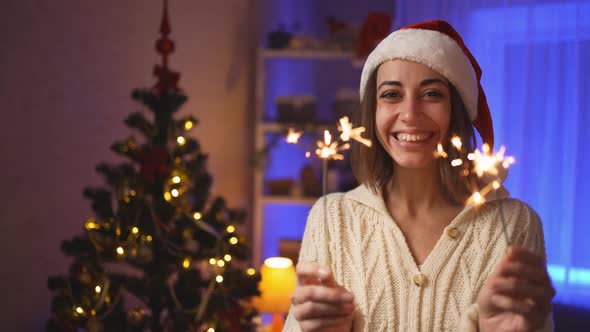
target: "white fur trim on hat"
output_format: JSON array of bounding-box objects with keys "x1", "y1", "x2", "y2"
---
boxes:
[{"x1": 359, "y1": 28, "x2": 479, "y2": 121}]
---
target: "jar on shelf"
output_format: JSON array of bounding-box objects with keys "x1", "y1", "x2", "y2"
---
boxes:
[
  {"x1": 333, "y1": 88, "x2": 359, "y2": 121},
  {"x1": 276, "y1": 95, "x2": 316, "y2": 123}
]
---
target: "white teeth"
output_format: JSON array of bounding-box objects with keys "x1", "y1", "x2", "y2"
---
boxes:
[{"x1": 396, "y1": 133, "x2": 430, "y2": 142}]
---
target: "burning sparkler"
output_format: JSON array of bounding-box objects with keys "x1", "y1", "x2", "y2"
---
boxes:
[
  {"x1": 284, "y1": 117, "x2": 372, "y2": 196},
  {"x1": 436, "y1": 138, "x2": 515, "y2": 246},
  {"x1": 338, "y1": 116, "x2": 372, "y2": 148},
  {"x1": 283, "y1": 117, "x2": 372, "y2": 272}
]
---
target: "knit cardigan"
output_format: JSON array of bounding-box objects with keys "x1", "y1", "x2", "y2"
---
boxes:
[{"x1": 283, "y1": 185, "x2": 553, "y2": 331}]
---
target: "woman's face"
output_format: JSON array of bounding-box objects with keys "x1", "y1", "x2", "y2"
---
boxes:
[{"x1": 375, "y1": 59, "x2": 452, "y2": 169}]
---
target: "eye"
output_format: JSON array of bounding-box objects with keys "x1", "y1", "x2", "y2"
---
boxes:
[
  {"x1": 380, "y1": 91, "x2": 401, "y2": 99},
  {"x1": 422, "y1": 90, "x2": 444, "y2": 98}
]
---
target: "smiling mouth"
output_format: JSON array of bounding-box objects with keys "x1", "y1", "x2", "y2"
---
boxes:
[{"x1": 394, "y1": 132, "x2": 434, "y2": 143}]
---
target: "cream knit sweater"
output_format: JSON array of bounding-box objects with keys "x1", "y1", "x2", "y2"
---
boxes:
[{"x1": 283, "y1": 185, "x2": 553, "y2": 331}]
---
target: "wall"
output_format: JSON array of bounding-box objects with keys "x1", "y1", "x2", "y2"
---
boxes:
[{"x1": 0, "y1": 1, "x2": 257, "y2": 330}]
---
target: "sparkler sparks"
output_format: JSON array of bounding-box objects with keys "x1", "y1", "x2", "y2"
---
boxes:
[
  {"x1": 436, "y1": 137, "x2": 515, "y2": 246},
  {"x1": 439, "y1": 139, "x2": 515, "y2": 195},
  {"x1": 315, "y1": 130, "x2": 348, "y2": 160},
  {"x1": 285, "y1": 128, "x2": 303, "y2": 144},
  {"x1": 339, "y1": 116, "x2": 372, "y2": 147},
  {"x1": 451, "y1": 136, "x2": 462, "y2": 151},
  {"x1": 434, "y1": 143, "x2": 448, "y2": 158},
  {"x1": 286, "y1": 116, "x2": 372, "y2": 162},
  {"x1": 469, "y1": 144, "x2": 515, "y2": 177}
]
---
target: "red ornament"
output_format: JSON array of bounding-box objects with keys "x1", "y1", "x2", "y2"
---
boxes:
[{"x1": 152, "y1": 0, "x2": 181, "y2": 95}]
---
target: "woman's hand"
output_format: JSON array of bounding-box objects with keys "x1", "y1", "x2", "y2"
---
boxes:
[
  {"x1": 477, "y1": 246, "x2": 555, "y2": 332},
  {"x1": 290, "y1": 261, "x2": 355, "y2": 332}
]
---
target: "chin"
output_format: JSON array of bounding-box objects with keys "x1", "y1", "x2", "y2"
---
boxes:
[{"x1": 392, "y1": 153, "x2": 437, "y2": 170}]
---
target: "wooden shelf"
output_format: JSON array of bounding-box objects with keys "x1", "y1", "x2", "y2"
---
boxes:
[
  {"x1": 261, "y1": 195, "x2": 318, "y2": 206},
  {"x1": 252, "y1": 45, "x2": 359, "y2": 265},
  {"x1": 260, "y1": 48, "x2": 356, "y2": 60},
  {"x1": 260, "y1": 122, "x2": 336, "y2": 134}
]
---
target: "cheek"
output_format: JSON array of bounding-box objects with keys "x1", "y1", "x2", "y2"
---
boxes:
[
  {"x1": 429, "y1": 105, "x2": 452, "y2": 137},
  {"x1": 375, "y1": 106, "x2": 395, "y2": 144}
]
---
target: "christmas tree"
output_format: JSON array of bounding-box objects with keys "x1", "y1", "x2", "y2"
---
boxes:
[{"x1": 47, "y1": 2, "x2": 260, "y2": 331}]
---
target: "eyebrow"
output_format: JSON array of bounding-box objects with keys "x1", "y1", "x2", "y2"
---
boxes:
[{"x1": 377, "y1": 78, "x2": 450, "y2": 89}]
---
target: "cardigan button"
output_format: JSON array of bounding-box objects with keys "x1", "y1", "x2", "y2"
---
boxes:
[
  {"x1": 446, "y1": 227, "x2": 459, "y2": 239},
  {"x1": 413, "y1": 273, "x2": 426, "y2": 287}
]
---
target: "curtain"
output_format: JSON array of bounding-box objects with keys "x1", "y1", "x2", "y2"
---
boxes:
[{"x1": 397, "y1": 0, "x2": 590, "y2": 307}]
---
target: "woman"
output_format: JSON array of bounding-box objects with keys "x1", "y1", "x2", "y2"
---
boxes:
[{"x1": 283, "y1": 20, "x2": 554, "y2": 331}]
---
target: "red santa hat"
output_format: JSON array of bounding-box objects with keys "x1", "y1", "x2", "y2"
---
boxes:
[{"x1": 359, "y1": 20, "x2": 494, "y2": 148}]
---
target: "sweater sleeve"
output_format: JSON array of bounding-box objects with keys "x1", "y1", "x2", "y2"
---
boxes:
[
  {"x1": 457, "y1": 200, "x2": 554, "y2": 332},
  {"x1": 282, "y1": 197, "x2": 330, "y2": 332},
  {"x1": 514, "y1": 204, "x2": 554, "y2": 332}
]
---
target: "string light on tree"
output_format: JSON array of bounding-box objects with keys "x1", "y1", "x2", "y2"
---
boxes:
[{"x1": 85, "y1": 219, "x2": 100, "y2": 230}]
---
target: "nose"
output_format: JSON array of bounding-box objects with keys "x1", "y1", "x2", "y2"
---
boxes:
[{"x1": 399, "y1": 98, "x2": 423, "y2": 122}]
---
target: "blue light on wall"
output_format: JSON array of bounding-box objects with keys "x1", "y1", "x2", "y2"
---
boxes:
[
  {"x1": 470, "y1": 2, "x2": 590, "y2": 308},
  {"x1": 261, "y1": 57, "x2": 322, "y2": 258},
  {"x1": 261, "y1": 204, "x2": 310, "y2": 260}
]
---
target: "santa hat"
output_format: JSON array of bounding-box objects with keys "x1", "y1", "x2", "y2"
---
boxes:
[{"x1": 359, "y1": 20, "x2": 494, "y2": 147}]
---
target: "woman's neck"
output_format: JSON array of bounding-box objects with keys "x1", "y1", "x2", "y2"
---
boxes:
[{"x1": 387, "y1": 161, "x2": 451, "y2": 216}]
